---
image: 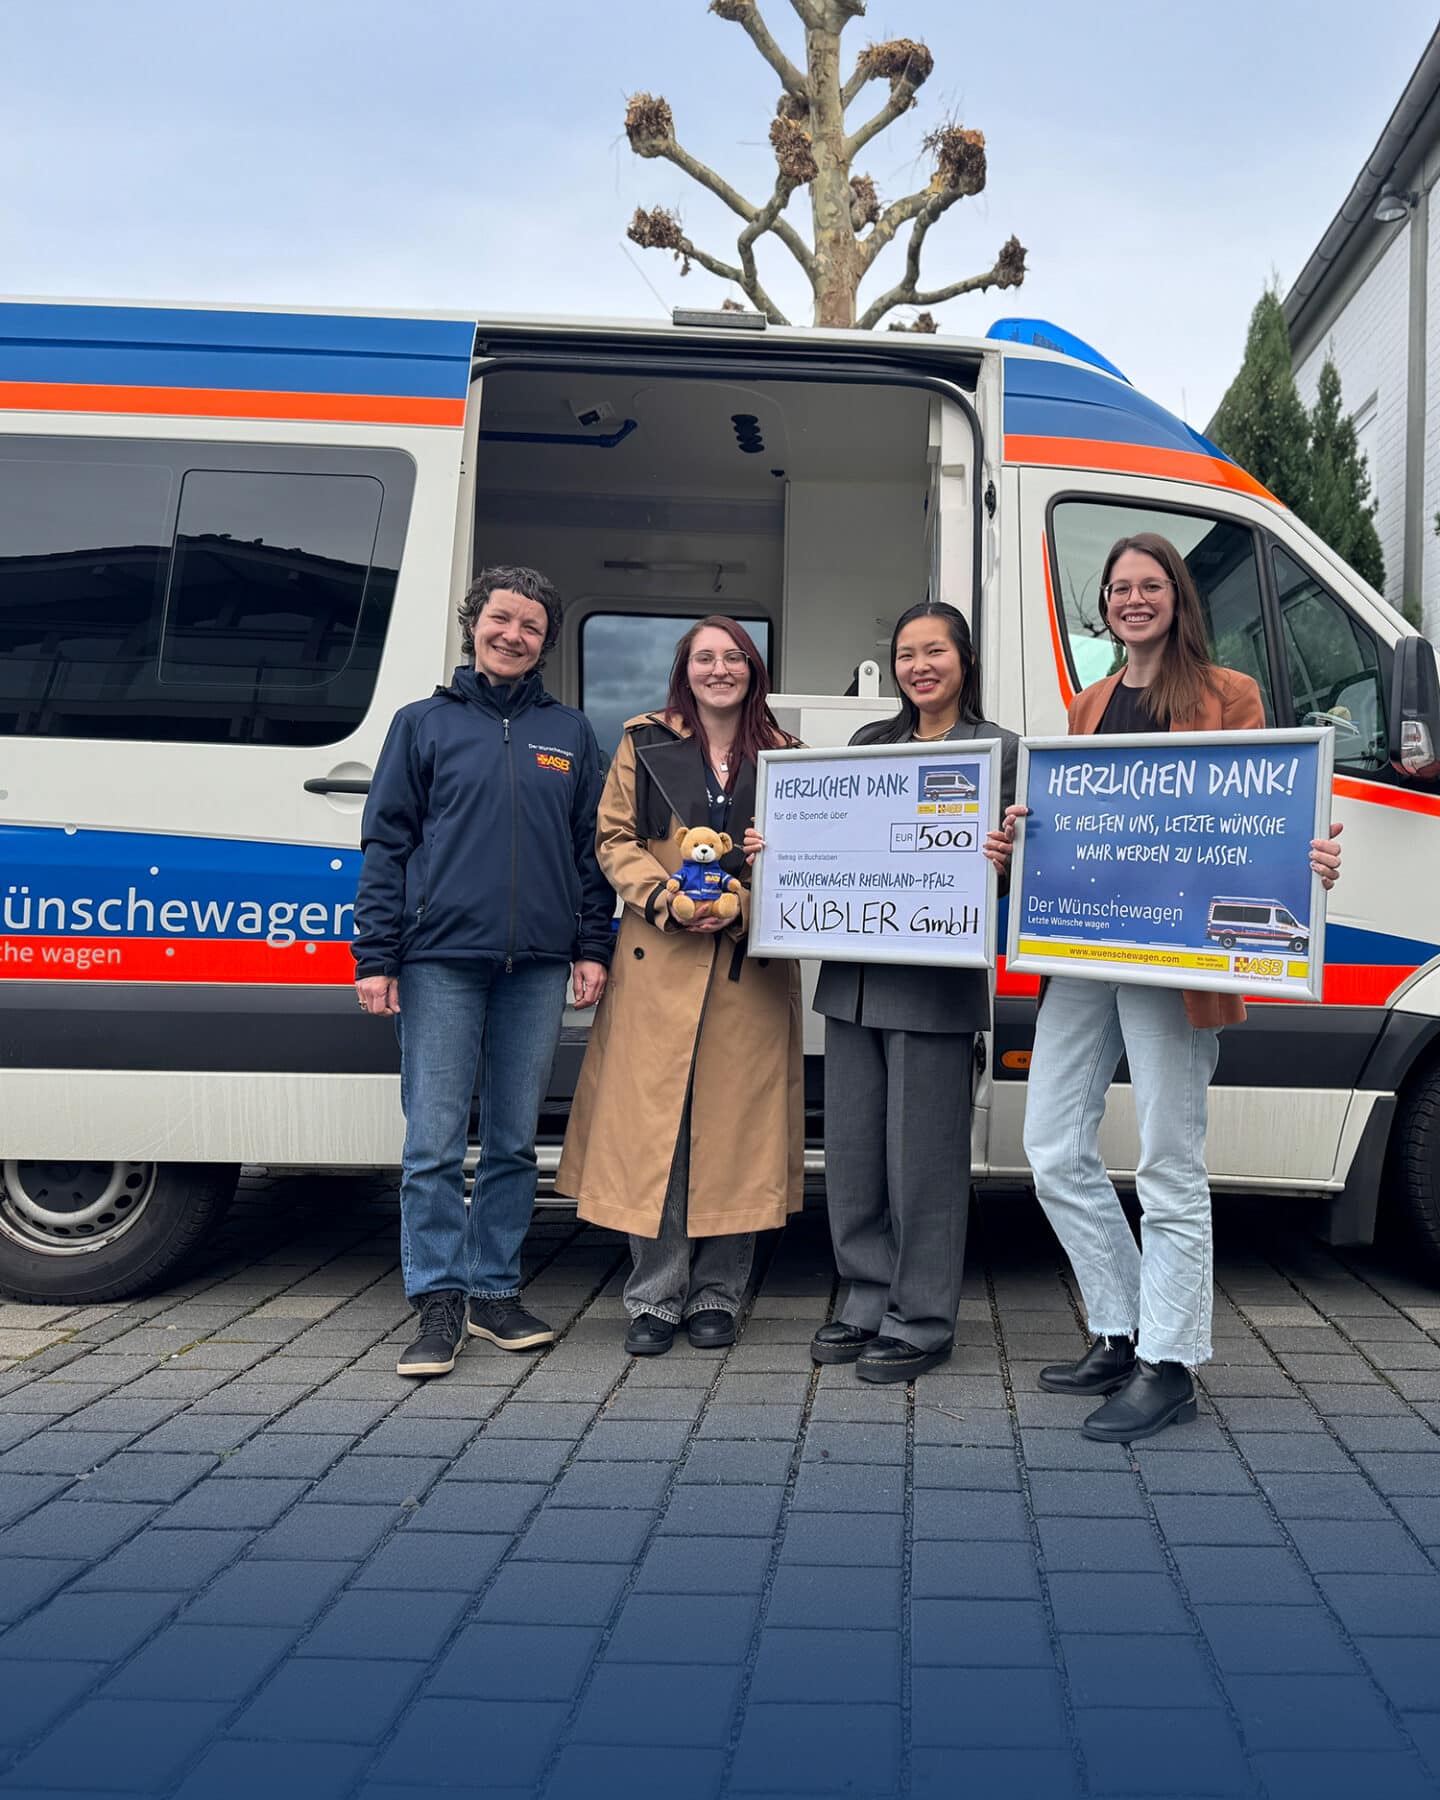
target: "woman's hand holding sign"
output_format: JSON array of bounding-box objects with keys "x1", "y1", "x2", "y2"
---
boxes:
[
  {"x1": 983, "y1": 804, "x2": 1028, "y2": 877},
  {"x1": 1310, "y1": 822, "x2": 1343, "y2": 890}
]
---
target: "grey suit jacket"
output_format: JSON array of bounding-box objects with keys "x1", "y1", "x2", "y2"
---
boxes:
[{"x1": 812, "y1": 715, "x2": 1019, "y2": 1036}]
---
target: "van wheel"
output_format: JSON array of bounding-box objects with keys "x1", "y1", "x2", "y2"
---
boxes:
[
  {"x1": 1219, "y1": 933, "x2": 1236, "y2": 949},
  {"x1": 1391, "y1": 1063, "x2": 1440, "y2": 1276},
  {"x1": 0, "y1": 1161, "x2": 239, "y2": 1303},
  {"x1": 1290, "y1": 937, "x2": 1308, "y2": 952}
]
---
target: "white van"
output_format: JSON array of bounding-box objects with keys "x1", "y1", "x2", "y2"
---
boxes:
[
  {"x1": 2, "y1": 297, "x2": 1438, "y2": 1300},
  {"x1": 1206, "y1": 898, "x2": 1311, "y2": 954}
]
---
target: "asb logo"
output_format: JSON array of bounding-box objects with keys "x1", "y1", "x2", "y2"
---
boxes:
[{"x1": 535, "y1": 752, "x2": 571, "y2": 774}]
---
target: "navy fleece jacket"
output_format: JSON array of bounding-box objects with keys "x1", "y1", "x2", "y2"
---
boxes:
[{"x1": 351, "y1": 667, "x2": 614, "y2": 978}]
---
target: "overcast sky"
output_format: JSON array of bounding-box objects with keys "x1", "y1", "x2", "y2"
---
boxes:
[{"x1": 4, "y1": 1, "x2": 1436, "y2": 426}]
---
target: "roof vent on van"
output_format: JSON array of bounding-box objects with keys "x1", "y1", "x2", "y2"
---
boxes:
[
  {"x1": 732, "y1": 414, "x2": 766, "y2": 455},
  {"x1": 673, "y1": 306, "x2": 767, "y2": 331}
]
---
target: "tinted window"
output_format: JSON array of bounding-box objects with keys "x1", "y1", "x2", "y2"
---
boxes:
[
  {"x1": 0, "y1": 437, "x2": 413, "y2": 744},
  {"x1": 1272, "y1": 544, "x2": 1388, "y2": 773},
  {"x1": 579, "y1": 612, "x2": 772, "y2": 760},
  {"x1": 1051, "y1": 501, "x2": 1275, "y2": 720}
]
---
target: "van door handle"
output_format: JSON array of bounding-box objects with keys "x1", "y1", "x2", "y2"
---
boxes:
[{"x1": 303, "y1": 777, "x2": 371, "y2": 795}]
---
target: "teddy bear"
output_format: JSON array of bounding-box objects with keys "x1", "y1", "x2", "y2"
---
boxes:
[{"x1": 666, "y1": 825, "x2": 743, "y2": 924}]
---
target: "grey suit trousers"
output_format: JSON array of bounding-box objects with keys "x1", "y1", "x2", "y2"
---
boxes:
[{"x1": 823, "y1": 1016, "x2": 974, "y2": 1351}]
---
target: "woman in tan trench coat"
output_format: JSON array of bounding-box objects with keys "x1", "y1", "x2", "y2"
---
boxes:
[{"x1": 555, "y1": 617, "x2": 804, "y2": 1356}]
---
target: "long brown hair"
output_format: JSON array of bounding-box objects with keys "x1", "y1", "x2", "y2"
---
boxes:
[
  {"x1": 1098, "y1": 532, "x2": 1219, "y2": 725},
  {"x1": 664, "y1": 616, "x2": 783, "y2": 789}
]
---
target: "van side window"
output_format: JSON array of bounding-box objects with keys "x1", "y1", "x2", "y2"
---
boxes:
[
  {"x1": 578, "y1": 611, "x2": 772, "y2": 760},
  {"x1": 0, "y1": 436, "x2": 413, "y2": 745},
  {"x1": 1050, "y1": 501, "x2": 1275, "y2": 720},
  {"x1": 1271, "y1": 544, "x2": 1388, "y2": 772}
]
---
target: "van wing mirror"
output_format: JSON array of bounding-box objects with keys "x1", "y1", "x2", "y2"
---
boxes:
[{"x1": 1389, "y1": 634, "x2": 1440, "y2": 781}]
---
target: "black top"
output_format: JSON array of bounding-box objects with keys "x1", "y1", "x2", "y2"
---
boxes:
[
  {"x1": 705, "y1": 773, "x2": 734, "y2": 836},
  {"x1": 1098, "y1": 680, "x2": 1168, "y2": 734}
]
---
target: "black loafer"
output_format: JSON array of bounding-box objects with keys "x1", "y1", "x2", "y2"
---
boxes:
[
  {"x1": 1081, "y1": 1359, "x2": 1196, "y2": 1442},
  {"x1": 811, "y1": 1322, "x2": 879, "y2": 1365},
  {"x1": 856, "y1": 1336, "x2": 953, "y2": 1384},
  {"x1": 686, "y1": 1309, "x2": 736, "y2": 1348},
  {"x1": 1039, "y1": 1335, "x2": 1136, "y2": 1395},
  {"x1": 624, "y1": 1313, "x2": 676, "y2": 1356}
]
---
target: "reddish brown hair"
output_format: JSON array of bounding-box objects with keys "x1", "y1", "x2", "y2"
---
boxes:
[
  {"x1": 1098, "y1": 532, "x2": 1220, "y2": 725},
  {"x1": 664, "y1": 616, "x2": 784, "y2": 788}
]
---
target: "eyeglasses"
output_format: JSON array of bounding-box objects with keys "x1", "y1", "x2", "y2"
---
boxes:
[
  {"x1": 1103, "y1": 578, "x2": 1173, "y2": 602},
  {"x1": 689, "y1": 650, "x2": 749, "y2": 669}
]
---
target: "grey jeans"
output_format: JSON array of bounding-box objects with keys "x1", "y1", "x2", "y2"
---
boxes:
[{"x1": 625, "y1": 1106, "x2": 755, "y2": 1324}]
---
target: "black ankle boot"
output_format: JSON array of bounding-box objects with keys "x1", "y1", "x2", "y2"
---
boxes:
[
  {"x1": 1038, "y1": 1335, "x2": 1136, "y2": 1395},
  {"x1": 1081, "y1": 1359, "x2": 1196, "y2": 1443}
]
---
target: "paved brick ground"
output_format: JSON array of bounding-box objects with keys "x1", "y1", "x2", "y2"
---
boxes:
[{"x1": 2, "y1": 1178, "x2": 1440, "y2": 1798}]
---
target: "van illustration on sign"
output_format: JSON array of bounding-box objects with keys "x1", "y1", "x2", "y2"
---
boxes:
[{"x1": 1205, "y1": 897, "x2": 1310, "y2": 953}]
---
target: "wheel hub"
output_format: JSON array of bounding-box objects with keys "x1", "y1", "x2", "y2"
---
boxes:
[{"x1": 0, "y1": 1160, "x2": 157, "y2": 1255}]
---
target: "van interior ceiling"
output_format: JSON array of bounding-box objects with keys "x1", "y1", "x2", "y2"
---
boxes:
[{"x1": 471, "y1": 373, "x2": 938, "y2": 753}]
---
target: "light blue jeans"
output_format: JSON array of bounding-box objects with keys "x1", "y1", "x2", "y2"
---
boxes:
[
  {"x1": 1022, "y1": 977, "x2": 1221, "y2": 1367},
  {"x1": 395, "y1": 958, "x2": 569, "y2": 1303}
]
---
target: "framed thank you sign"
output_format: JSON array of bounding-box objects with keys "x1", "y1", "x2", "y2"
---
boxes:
[
  {"x1": 751, "y1": 739, "x2": 999, "y2": 968},
  {"x1": 1007, "y1": 728, "x2": 1334, "y2": 1002}
]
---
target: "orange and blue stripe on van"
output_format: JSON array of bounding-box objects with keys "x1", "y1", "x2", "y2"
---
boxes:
[
  {"x1": 1000, "y1": 354, "x2": 1275, "y2": 502},
  {"x1": 0, "y1": 302, "x2": 474, "y2": 428}
]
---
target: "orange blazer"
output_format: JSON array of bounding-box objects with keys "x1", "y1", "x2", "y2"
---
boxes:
[{"x1": 1066, "y1": 666, "x2": 1266, "y2": 1029}]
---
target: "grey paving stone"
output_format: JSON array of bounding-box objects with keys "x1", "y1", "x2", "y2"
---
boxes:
[
  {"x1": 0, "y1": 1590, "x2": 181, "y2": 1661},
  {"x1": 1302, "y1": 1384, "x2": 1415, "y2": 1416},
  {"x1": 1206, "y1": 1398, "x2": 1325, "y2": 1433},
  {"x1": 549, "y1": 1461, "x2": 672, "y2": 1510},
  {"x1": 2, "y1": 1696, "x2": 230, "y2": 1792},
  {"x1": 911, "y1": 1745, "x2": 1081, "y2": 1800},
  {"x1": 403, "y1": 1481, "x2": 546, "y2": 1535},
  {"x1": 72, "y1": 1528, "x2": 252, "y2": 1593},
  {"x1": 1314, "y1": 1572, "x2": 1440, "y2": 1635},
  {"x1": 476, "y1": 1561, "x2": 629, "y2": 1625},
  {"x1": 1047, "y1": 1571, "x2": 1192, "y2": 1634},
  {"x1": 1246, "y1": 1749, "x2": 1439, "y2": 1800},
  {"x1": 308, "y1": 1456, "x2": 446, "y2": 1504},
  {"x1": 296, "y1": 1587, "x2": 470, "y2": 1662},
  {"x1": 712, "y1": 1373, "x2": 810, "y2": 1406},
  {"x1": 1225, "y1": 1672, "x2": 1400, "y2": 1751},
  {"x1": 1351, "y1": 1450, "x2": 1440, "y2": 1493},
  {"x1": 1328, "y1": 1416, "x2": 1440, "y2": 1452},
  {"x1": 103, "y1": 1624, "x2": 297, "y2": 1700},
  {"x1": 426, "y1": 1622, "x2": 601, "y2": 1700},
  {"x1": 798, "y1": 1421, "x2": 905, "y2": 1464},
  {"x1": 729, "y1": 1701, "x2": 900, "y2": 1795},
  {"x1": 161, "y1": 1476, "x2": 310, "y2": 1530},
  {"x1": 1390, "y1": 1496, "x2": 1440, "y2": 1544},
  {"x1": 1076, "y1": 1705, "x2": 1251, "y2": 1796},
  {"x1": 767, "y1": 1563, "x2": 901, "y2": 1629},
  {"x1": 60, "y1": 1450, "x2": 216, "y2": 1503},
  {"x1": 1147, "y1": 1494, "x2": 1286, "y2": 1545},
  {"x1": 1195, "y1": 1603, "x2": 1358, "y2": 1673},
  {"x1": 581, "y1": 1387, "x2": 705, "y2": 1423},
  {"x1": 1356, "y1": 1637, "x2": 1440, "y2": 1711},
  {"x1": 807, "y1": 1386, "x2": 911, "y2": 1423},
  {"x1": 0, "y1": 1656, "x2": 109, "y2": 1747},
  {"x1": 911, "y1": 1488, "x2": 1030, "y2": 1540},
  {"x1": 1230, "y1": 1430, "x2": 1361, "y2": 1473},
  {"x1": 0, "y1": 1432, "x2": 135, "y2": 1475},
  {"x1": 1037, "y1": 1517, "x2": 1168, "y2": 1573},
  {"x1": 136, "y1": 1416, "x2": 267, "y2": 1454},
  {"x1": 912, "y1": 1445, "x2": 1022, "y2": 1490},
  {"x1": 1170, "y1": 1544, "x2": 1319, "y2": 1605},
  {"x1": 678, "y1": 1439, "x2": 792, "y2": 1485},
  {"x1": 545, "y1": 1745, "x2": 723, "y2": 1800},
  {"x1": 232, "y1": 1655, "x2": 422, "y2": 1742},
  {"x1": 249, "y1": 1503, "x2": 402, "y2": 1561},
  {"x1": 636, "y1": 1534, "x2": 771, "y2": 1595},
  {"x1": 1287, "y1": 1519, "x2": 1435, "y2": 1575},
  {"x1": 184, "y1": 1559, "x2": 356, "y2": 1627},
  {"x1": 1027, "y1": 1472, "x2": 1147, "y2": 1518},
  {"x1": 790, "y1": 1463, "x2": 904, "y2": 1512},
  {"x1": 912, "y1": 1539, "x2": 1042, "y2": 1600},
  {"x1": 1254, "y1": 1471, "x2": 1397, "y2": 1519},
  {"x1": 1132, "y1": 1451, "x2": 1254, "y2": 1494},
  {"x1": 352, "y1": 1417, "x2": 477, "y2": 1459},
  {"x1": 479, "y1": 1401, "x2": 599, "y2": 1437},
  {"x1": 0, "y1": 1472, "x2": 74, "y2": 1526},
  {"x1": 605, "y1": 1592, "x2": 760, "y2": 1664},
  {"x1": 570, "y1": 1660, "x2": 743, "y2": 1747},
  {"x1": 658, "y1": 1484, "x2": 787, "y2": 1537},
  {"x1": 353, "y1": 1529, "x2": 510, "y2": 1591},
  {"x1": 745, "y1": 1625, "x2": 901, "y2": 1708},
  {"x1": 265, "y1": 1398, "x2": 400, "y2": 1434},
  {"x1": 779, "y1": 1511, "x2": 904, "y2": 1566},
  {"x1": 0, "y1": 1555, "x2": 88, "y2": 1625},
  {"x1": 0, "y1": 1498, "x2": 159, "y2": 1560},
  {"x1": 0, "y1": 1413, "x2": 65, "y2": 1453},
  {"x1": 574, "y1": 1420, "x2": 692, "y2": 1461},
  {"x1": 212, "y1": 1433, "x2": 355, "y2": 1479},
  {"x1": 1016, "y1": 1428, "x2": 1131, "y2": 1472},
  {"x1": 913, "y1": 1407, "x2": 1014, "y2": 1448},
  {"x1": 511, "y1": 1505, "x2": 656, "y2": 1565},
  {"x1": 446, "y1": 1438, "x2": 571, "y2": 1483},
  {"x1": 1061, "y1": 1633, "x2": 1218, "y2": 1710},
  {"x1": 911, "y1": 1664, "x2": 1066, "y2": 1746}
]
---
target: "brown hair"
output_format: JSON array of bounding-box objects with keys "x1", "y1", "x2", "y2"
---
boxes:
[
  {"x1": 1098, "y1": 532, "x2": 1219, "y2": 725},
  {"x1": 664, "y1": 616, "x2": 783, "y2": 788}
]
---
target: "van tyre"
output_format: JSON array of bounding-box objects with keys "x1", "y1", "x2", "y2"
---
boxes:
[
  {"x1": 0, "y1": 1161, "x2": 239, "y2": 1303},
  {"x1": 1392, "y1": 1063, "x2": 1440, "y2": 1276}
]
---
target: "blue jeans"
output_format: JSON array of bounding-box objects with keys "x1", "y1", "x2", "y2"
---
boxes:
[
  {"x1": 396, "y1": 958, "x2": 569, "y2": 1303},
  {"x1": 1022, "y1": 977, "x2": 1221, "y2": 1367}
]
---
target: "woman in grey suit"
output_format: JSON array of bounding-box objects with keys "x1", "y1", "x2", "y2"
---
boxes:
[{"x1": 811, "y1": 602, "x2": 1017, "y2": 1382}]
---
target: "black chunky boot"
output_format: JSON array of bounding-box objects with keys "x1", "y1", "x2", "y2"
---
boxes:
[
  {"x1": 1081, "y1": 1358, "x2": 1196, "y2": 1443},
  {"x1": 1038, "y1": 1335, "x2": 1136, "y2": 1396}
]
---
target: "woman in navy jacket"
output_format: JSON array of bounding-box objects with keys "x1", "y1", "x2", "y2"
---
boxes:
[{"x1": 353, "y1": 566, "x2": 613, "y2": 1379}]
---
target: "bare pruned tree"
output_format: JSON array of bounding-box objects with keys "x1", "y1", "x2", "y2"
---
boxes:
[{"x1": 624, "y1": 0, "x2": 1026, "y2": 331}]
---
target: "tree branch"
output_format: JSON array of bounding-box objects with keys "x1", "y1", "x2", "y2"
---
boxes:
[
  {"x1": 786, "y1": 0, "x2": 824, "y2": 27},
  {"x1": 846, "y1": 84, "x2": 916, "y2": 160},
  {"x1": 857, "y1": 227, "x2": 1026, "y2": 330},
  {"x1": 738, "y1": 173, "x2": 802, "y2": 304},
  {"x1": 710, "y1": 1, "x2": 806, "y2": 97},
  {"x1": 647, "y1": 131, "x2": 815, "y2": 279},
  {"x1": 859, "y1": 186, "x2": 931, "y2": 271}
]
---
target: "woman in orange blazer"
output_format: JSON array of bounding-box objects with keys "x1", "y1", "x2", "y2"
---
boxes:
[{"x1": 985, "y1": 533, "x2": 1342, "y2": 1443}]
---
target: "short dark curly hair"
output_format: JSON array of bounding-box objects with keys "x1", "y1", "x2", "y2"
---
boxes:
[{"x1": 458, "y1": 565, "x2": 563, "y2": 658}]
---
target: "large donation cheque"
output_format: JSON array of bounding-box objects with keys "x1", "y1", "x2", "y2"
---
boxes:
[
  {"x1": 751, "y1": 740, "x2": 999, "y2": 968},
  {"x1": 1007, "y1": 727, "x2": 1334, "y2": 1002}
]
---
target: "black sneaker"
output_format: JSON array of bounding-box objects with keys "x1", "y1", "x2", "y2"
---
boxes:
[
  {"x1": 466, "y1": 1295, "x2": 556, "y2": 1351},
  {"x1": 397, "y1": 1290, "x2": 466, "y2": 1378}
]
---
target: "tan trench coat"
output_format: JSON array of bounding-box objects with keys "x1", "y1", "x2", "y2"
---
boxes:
[{"x1": 555, "y1": 713, "x2": 804, "y2": 1239}]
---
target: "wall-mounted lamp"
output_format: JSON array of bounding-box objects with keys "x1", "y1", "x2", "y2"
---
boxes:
[{"x1": 1373, "y1": 183, "x2": 1417, "y2": 224}]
